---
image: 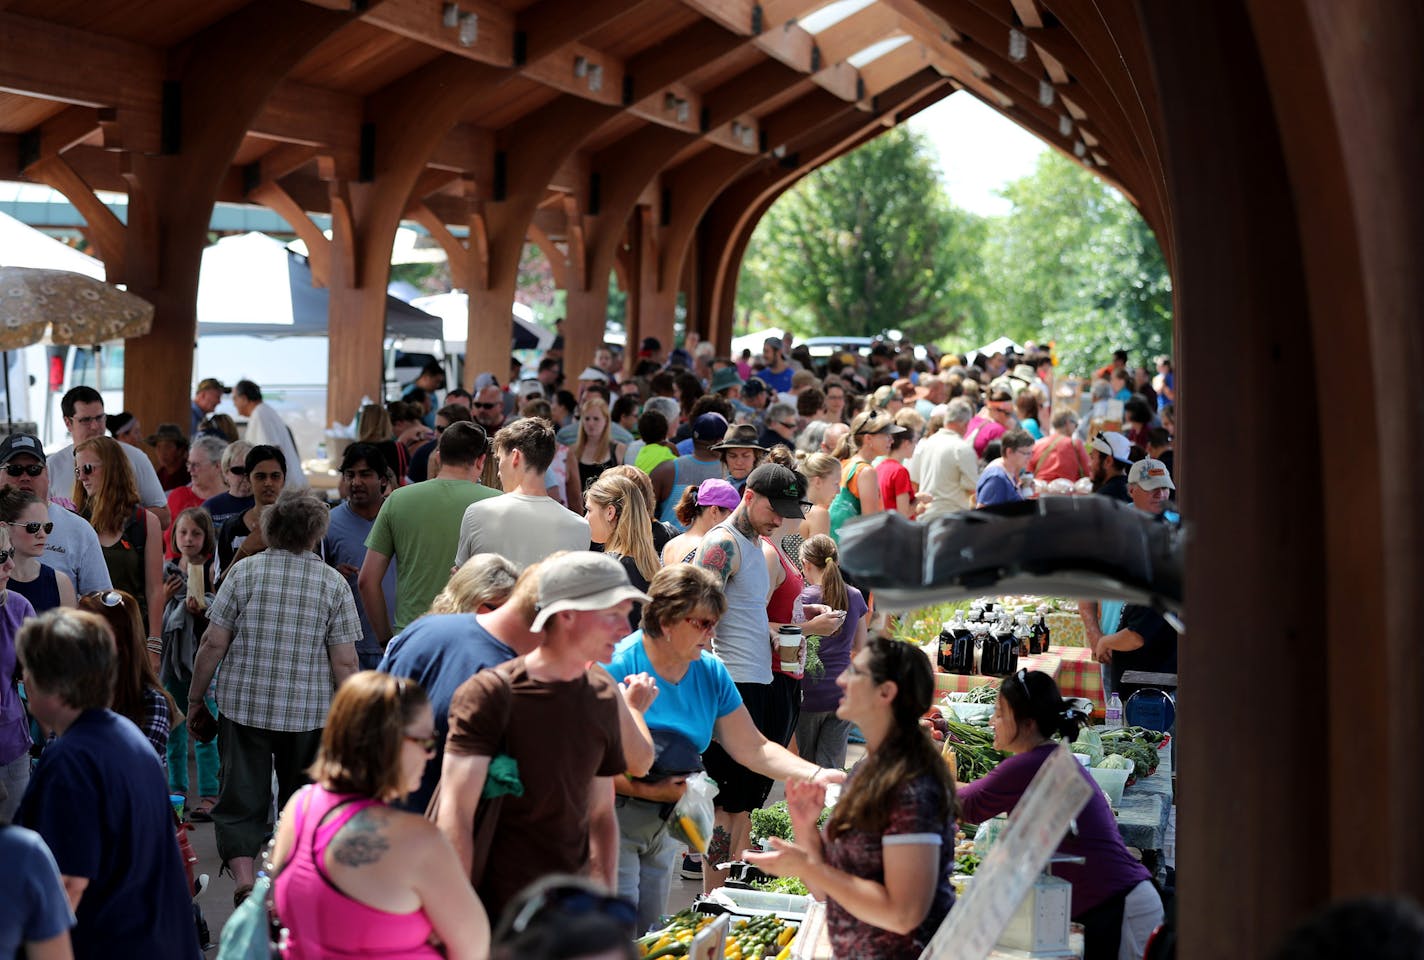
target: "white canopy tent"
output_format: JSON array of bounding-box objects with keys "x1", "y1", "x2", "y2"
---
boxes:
[
  {"x1": 0, "y1": 211, "x2": 105, "y2": 278},
  {"x1": 410, "y1": 292, "x2": 555, "y2": 352}
]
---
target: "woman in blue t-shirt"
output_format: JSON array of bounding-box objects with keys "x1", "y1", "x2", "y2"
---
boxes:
[{"x1": 602, "y1": 564, "x2": 841, "y2": 933}]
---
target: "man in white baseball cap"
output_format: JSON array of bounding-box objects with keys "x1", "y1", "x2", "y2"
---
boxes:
[
  {"x1": 1089, "y1": 430, "x2": 1133, "y2": 502},
  {"x1": 435, "y1": 552, "x2": 653, "y2": 916},
  {"x1": 1126, "y1": 457, "x2": 1175, "y2": 515}
]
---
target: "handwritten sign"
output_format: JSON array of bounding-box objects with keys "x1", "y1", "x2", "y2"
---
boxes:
[{"x1": 919, "y1": 744, "x2": 1094, "y2": 960}]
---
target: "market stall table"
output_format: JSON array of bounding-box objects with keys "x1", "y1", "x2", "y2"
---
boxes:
[
  {"x1": 933, "y1": 652, "x2": 1061, "y2": 696},
  {"x1": 1112, "y1": 741, "x2": 1173, "y2": 881}
]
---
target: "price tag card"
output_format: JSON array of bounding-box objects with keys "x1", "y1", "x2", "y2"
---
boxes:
[
  {"x1": 688, "y1": 913, "x2": 729, "y2": 960},
  {"x1": 919, "y1": 744, "x2": 1094, "y2": 960}
]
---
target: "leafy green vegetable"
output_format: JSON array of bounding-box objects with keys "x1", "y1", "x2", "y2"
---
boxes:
[
  {"x1": 751, "y1": 876, "x2": 810, "y2": 896},
  {"x1": 749, "y1": 801, "x2": 832, "y2": 843},
  {"x1": 954, "y1": 851, "x2": 982, "y2": 876},
  {"x1": 1073, "y1": 725, "x2": 1104, "y2": 766},
  {"x1": 804, "y1": 635, "x2": 825, "y2": 680},
  {"x1": 1095, "y1": 753, "x2": 1132, "y2": 771}
]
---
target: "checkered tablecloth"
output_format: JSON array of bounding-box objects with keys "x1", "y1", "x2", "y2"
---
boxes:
[
  {"x1": 1052, "y1": 644, "x2": 1105, "y2": 715},
  {"x1": 931, "y1": 645, "x2": 1105, "y2": 715}
]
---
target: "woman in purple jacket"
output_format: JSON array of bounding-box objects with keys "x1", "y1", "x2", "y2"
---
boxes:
[{"x1": 957, "y1": 669, "x2": 1163, "y2": 959}]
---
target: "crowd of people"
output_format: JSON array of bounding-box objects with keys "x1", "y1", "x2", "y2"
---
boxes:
[{"x1": 0, "y1": 334, "x2": 1180, "y2": 960}]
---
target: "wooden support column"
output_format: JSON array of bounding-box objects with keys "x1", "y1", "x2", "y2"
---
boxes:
[
  {"x1": 119, "y1": 0, "x2": 366, "y2": 434},
  {"x1": 1135, "y1": 1, "x2": 1329, "y2": 955},
  {"x1": 466, "y1": 97, "x2": 620, "y2": 387}
]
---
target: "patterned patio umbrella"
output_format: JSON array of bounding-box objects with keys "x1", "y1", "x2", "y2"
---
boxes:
[{"x1": 0, "y1": 266, "x2": 154, "y2": 350}]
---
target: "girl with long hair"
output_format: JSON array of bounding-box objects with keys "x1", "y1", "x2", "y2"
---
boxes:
[
  {"x1": 797, "y1": 452, "x2": 841, "y2": 544},
  {"x1": 270, "y1": 672, "x2": 490, "y2": 959},
  {"x1": 0, "y1": 487, "x2": 76, "y2": 613},
  {"x1": 795, "y1": 535, "x2": 869, "y2": 769},
  {"x1": 79, "y1": 588, "x2": 178, "y2": 763},
  {"x1": 584, "y1": 473, "x2": 659, "y2": 629},
  {"x1": 571, "y1": 398, "x2": 624, "y2": 508},
  {"x1": 747, "y1": 637, "x2": 957, "y2": 959},
  {"x1": 161, "y1": 507, "x2": 220, "y2": 815},
  {"x1": 827, "y1": 410, "x2": 899, "y2": 541},
  {"x1": 74, "y1": 436, "x2": 164, "y2": 643}
]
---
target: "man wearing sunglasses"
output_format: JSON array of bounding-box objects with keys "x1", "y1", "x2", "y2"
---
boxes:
[
  {"x1": 46, "y1": 386, "x2": 170, "y2": 528},
  {"x1": 0, "y1": 434, "x2": 112, "y2": 595}
]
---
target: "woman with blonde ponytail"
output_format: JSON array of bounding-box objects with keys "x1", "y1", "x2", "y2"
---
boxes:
[
  {"x1": 584, "y1": 473, "x2": 661, "y2": 628},
  {"x1": 794, "y1": 535, "x2": 869, "y2": 769}
]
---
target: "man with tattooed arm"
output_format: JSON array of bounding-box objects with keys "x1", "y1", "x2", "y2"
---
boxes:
[{"x1": 692, "y1": 464, "x2": 846, "y2": 893}]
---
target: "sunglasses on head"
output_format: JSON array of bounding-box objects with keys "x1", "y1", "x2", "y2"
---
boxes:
[
  {"x1": 85, "y1": 590, "x2": 125, "y2": 607},
  {"x1": 507, "y1": 884, "x2": 639, "y2": 936},
  {"x1": 6, "y1": 521, "x2": 53, "y2": 535},
  {"x1": 2, "y1": 463, "x2": 43, "y2": 477}
]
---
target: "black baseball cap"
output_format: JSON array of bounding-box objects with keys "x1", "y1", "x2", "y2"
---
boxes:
[
  {"x1": 0, "y1": 434, "x2": 45, "y2": 465},
  {"x1": 746, "y1": 463, "x2": 810, "y2": 520}
]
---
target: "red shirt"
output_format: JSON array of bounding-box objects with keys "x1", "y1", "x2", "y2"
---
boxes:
[
  {"x1": 1027, "y1": 434, "x2": 1092, "y2": 483},
  {"x1": 876, "y1": 458, "x2": 914, "y2": 515}
]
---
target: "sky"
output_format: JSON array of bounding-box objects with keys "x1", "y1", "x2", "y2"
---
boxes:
[{"x1": 907, "y1": 91, "x2": 1049, "y2": 218}]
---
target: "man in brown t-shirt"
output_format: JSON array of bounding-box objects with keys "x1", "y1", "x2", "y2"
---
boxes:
[{"x1": 436, "y1": 552, "x2": 653, "y2": 918}]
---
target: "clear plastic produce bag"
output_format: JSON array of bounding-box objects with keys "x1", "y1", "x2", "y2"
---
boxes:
[{"x1": 670, "y1": 773, "x2": 719, "y2": 854}]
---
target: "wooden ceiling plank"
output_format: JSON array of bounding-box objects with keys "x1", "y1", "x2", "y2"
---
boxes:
[
  {"x1": 518, "y1": 0, "x2": 654, "y2": 65},
  {"x1": 22, "y1": 106, "x2": 102, "y2": 166},
  {"x1": 0, "y1": 12, "x2": 162, "y2": 110},
  {"x1": 674, "y1": 0, "x2": 756, "y2": 35},
  {"x1": 624, "y1": 20, "x2": 745, "y2": 98},
  {"x1": 361, "y1": 0, "x2": 515, "y2": 67},
  {"x1": 1035, "y1": 42, "x2": 1069, "y2": 83},
  {"x1": 703, "y1": 59, "x2": 800, "y2": 129},
  {"x1": 518, "y1": 43, "x2": 626, "y2": 107},
  {"x1": 253, "y1": 79, "x2": 361, "y2": 151},
  {"x1": 856, "y1": 41, "x2": 931, "y2": 99},
  {"x1": 1009, "y1": 0, "x2": 1043, "y2": 28},
  {"x1": 813, "y1": 5, "x2": 904, "y2": 66}
]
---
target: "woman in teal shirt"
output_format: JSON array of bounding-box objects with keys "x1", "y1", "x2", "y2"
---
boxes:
[{"x1": 602, "y1": 564, "x2": 840, "y2": 932}]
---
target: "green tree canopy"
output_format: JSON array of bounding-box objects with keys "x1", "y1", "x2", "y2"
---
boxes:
[{"x1": 737, "y1": 126, "x2": 987, "y2": 342}]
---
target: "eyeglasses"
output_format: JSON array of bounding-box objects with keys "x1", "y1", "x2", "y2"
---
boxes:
[
  {"x1": 2, "y1": 464, "x2": 43, "y2": 477},
  {"x1": 404, "y1": 733, "x2": 437, "y2": 754},
  {"x1": 683, "y1": 616, "x2": 718, "y2": 632},
  {"x1": 75, "y1": 463, "x2": 98, "y2": 477},
  {"x1": 228, "y1": 466, "x2": 248, "y2": 476},
  {"x1": 69, "y1": 414, "x2": 105, "y2": 426},
  {"x1": 507, "y1": 884, "x2": 639, "y2": 936},
  {"x1": 0, "y1": 548, "x2": 13, "y2": 565},
  {"x1": 185, "y1": 460, "x2": 212, "y2": 471},
  {"x1": 6, "y1": 521, "x2": 53, "y2": 535},
  {"x1": 473, "y1": 401, "x2": 499, "y2": 410}
]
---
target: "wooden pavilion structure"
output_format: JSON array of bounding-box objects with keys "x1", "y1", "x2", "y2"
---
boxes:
[{"x1": 3, "y1": 1, "x2": 1422, "y2": 955}]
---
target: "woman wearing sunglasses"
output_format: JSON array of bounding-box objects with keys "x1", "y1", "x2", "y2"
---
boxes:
[
  {"x1": 603, "y1": 564, "x2": 839, "y2": 933},
  {"x1": 0, "y1": 488, "x2": 75, "y2": 613},
  {"x1": 269, "y1": 671, "x2": 489, "y2": 960},
  {"x1": 73, "y1": 437, "x2": 164, "y2": 654},
  {"x1": 956, "y1": 669, "x2": 1163, "y2": 959},
  {"x1": 746, "y1": 638, "x2": 956, "y2": 960}
]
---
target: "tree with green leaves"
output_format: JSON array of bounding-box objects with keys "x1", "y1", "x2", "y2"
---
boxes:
[
  {"x1": 979, "y1": 151, "x2": 1172, "y2": 375},
  {"x1": 737, "y1": 126, "x2": 987, "y2": 342}
]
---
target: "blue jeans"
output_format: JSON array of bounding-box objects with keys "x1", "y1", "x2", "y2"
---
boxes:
[
  {"x1": 615, "y1": 796, "x2": 679, "y2": 935},
  {"x1": 165, "y1": 677, "x2": 220, "y2": 797}
]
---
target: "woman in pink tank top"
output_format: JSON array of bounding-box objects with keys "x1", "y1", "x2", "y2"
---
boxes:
[{"x1": 269, "y1": 672, "x2": 490, "y2": 959}]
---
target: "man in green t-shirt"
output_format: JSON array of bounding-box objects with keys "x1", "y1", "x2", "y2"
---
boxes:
[{"x1": 359, "y1": 421, "x2": 498, "y2": 646}]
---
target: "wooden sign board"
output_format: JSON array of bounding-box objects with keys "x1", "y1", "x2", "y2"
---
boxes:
[{"x1": 919, "y1": 744, "x2": 1094, "y2": 960}]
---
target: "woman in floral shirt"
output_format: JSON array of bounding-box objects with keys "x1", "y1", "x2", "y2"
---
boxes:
[{"x1": 748, "y1": 637, "x2": 957, "y2": 958}]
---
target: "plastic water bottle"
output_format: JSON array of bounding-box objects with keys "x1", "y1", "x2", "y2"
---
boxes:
[{"x1": 1105, "y1": 692, "x2": 1124, "y2": 729}]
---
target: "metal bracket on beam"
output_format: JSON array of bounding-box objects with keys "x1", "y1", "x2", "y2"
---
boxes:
[
  {"x1": 811, "y1": 45, "x2": 822, "y2": 72},
  {"x1": 700, "y1": 107, "x2": 710, "y2": 134},
  {"x1": 161, "y1": 81, "x2": 182, "y2": 155},
  {"x1": 513, "y1": 31, "x2": 527, "y2": 66},
  {"x1": 241, "y1": 162, "x2": 261, "y2": 197},
  {"x1": 660, "y1": 187, "x2": 671, "y2": 227},
  {"x1": 751, "y1": 5, "x2": 764, "y2": 34},
  {"x1": 17, "y1": 131, "x2": 39, "y2": 172},
  {"x1": 622, "y1": 74, "x2": 635, "y2": 106},
  {"x1": 358, "y1": 122, "x2": 375, "y2": 183}
]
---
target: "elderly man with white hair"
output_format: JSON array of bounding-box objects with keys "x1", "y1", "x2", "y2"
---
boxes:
[{"x1": 909, "y1": 397, "x2": 979, "y2": 516}]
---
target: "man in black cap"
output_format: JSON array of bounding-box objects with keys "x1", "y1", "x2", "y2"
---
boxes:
[
  {"x1": 192, "y1": 377, "x2": 230, "y2": 436},
  {"x1": 650, "y1": 412, "x2": 728, "y2": 531},
  {"x1": 692, "y1": 463, "x2": 845, "y2": 892}
]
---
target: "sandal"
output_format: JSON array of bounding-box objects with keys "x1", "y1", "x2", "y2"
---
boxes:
[
  {"x1": 188, "y1": 797, "x2": 218, "y2": 823},
  {"x1": 233, "y1": 883, "x2": 254, "y2": 909}
]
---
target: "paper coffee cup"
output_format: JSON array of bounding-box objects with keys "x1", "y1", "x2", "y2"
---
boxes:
[{"x1": 778, "y1": 635, "x2": 801, "y2": 673}]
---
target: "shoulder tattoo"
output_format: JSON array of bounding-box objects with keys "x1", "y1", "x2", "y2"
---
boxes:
[
  {"x1": 695, "y1": 532, "x2": 736, "y2": 584},
  {"x1": 331, "y1": 806, "x2": 392, "y2": 868}
]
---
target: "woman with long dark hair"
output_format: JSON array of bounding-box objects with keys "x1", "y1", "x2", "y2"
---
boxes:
[
  {"x1": 957, "y1": 669, "x2": 1164, "y2": 959},
  {"x1": 79, "y1": 588, "x2": 177, "y2": 763},
  {"x1": 747, "y1": 637, "x2": 957, "y2": 959},
  {"x1": 73, "y1": 436, "x2": 164, "y2": 645}
]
